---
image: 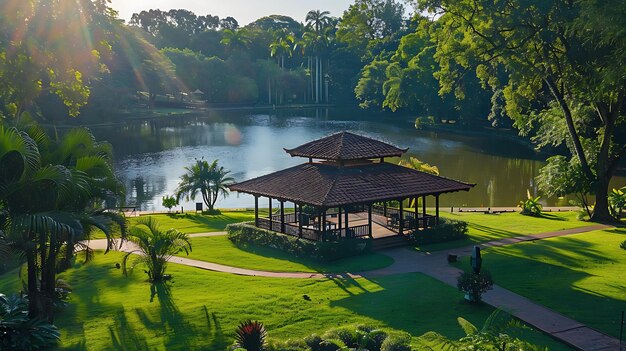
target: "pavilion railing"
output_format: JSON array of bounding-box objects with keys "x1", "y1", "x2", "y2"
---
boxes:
[
  {"x1": 255, "y1": 218, "x2": 370, "y2": 242},
  {"x1": 270, "y1": 212, "x2": 297, "y2": 224},
  {"x1": 372, "y1": 205, "x2": 437, "y2": 230}
]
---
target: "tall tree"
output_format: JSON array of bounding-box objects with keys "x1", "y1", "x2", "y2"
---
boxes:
[
  {"x1": 305, "y1": 10, "x2": 331, "y2": 34},
  {"x1": 421, "y1": 0, "x2": 626, "y2": 221}
]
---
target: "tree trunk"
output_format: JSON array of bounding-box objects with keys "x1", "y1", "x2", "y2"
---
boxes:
[
  {"x1": 590, "y1": 176, "x2": 615, "y2": 222},
  {"x1": 26, "y1": 248, "x2": 43, "y2": 319}
]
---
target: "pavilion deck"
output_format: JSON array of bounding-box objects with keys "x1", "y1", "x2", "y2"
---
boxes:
[{"x1": 258, "y1": 205, "x2": 438, "y2": 242}]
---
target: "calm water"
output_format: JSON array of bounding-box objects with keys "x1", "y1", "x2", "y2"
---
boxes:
[{"x1": 89, "y1": 109, "x2": 625, "y2": 211}]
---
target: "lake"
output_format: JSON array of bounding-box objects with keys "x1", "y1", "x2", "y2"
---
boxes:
[{"x1": 89, "y1": 108, "x2": 623, "y2": 211}]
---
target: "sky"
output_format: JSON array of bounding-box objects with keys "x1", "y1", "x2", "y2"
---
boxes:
[{"x1": 109, "y1": 0, "x2": 356, "y2": 25}]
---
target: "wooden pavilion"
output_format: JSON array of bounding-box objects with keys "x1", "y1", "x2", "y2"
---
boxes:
[{"x1": 229, "y1": 132, "x2": 474, "y2": 242}]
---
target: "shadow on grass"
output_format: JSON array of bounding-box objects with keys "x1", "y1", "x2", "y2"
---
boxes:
[
  {"x1": 108, "y1": 309, "x2": 155, "y2": 351},
  {"x1": 131, "y1": 282, "x2": 227, "y2": 350},
  {"x1": 484, "y1": 239, "x2": 626, "y2": 337},
  {"x1": 537, "y1": 213, "x2": 568, "y2": 221},
  {"x1": 329, "y1": 273, "x2": 493, "y2": 340}
]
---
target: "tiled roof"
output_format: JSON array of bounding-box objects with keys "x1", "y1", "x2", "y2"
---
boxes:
[
  {"x1": 229, "y1": 162, "x2": 474, "y2": 207},
  {"x1": 284, "y1": 131, "x2": 407, "y2": 161}
]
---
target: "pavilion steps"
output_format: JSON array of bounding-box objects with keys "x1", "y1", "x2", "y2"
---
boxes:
[{"x1": 372, "y1": 235, "x2": 411, "y2": 251}]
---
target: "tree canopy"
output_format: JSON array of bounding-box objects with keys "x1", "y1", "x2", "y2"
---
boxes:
[{"x1": 419, "y1": 0, "x2": 626, "y2": 221}]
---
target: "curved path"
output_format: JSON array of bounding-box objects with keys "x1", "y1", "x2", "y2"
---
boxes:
[{"x1": 87, "y1": 224, "x2": 624, "y2": 350}]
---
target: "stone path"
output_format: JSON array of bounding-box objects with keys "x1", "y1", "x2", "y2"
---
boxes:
[{"x1": 87, "y1": 224, "x2": 625, "y2": 350}]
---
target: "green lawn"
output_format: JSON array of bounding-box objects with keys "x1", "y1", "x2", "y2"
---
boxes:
[
  {"x1": 477, "y1": 228, "x2": 626, "y2": 338},
  {"x1": 91, "y1": 210, "x2": 258, "y2": 239},
  {"x1": 0, "y1": 252, "x2": 570, "y2": 350},
  {"x1": 420, "y1": 211, "x2": 590, "y2": 251},
  {"x1": 185, "y1": 235, "x2": 394, "y2": 273}
]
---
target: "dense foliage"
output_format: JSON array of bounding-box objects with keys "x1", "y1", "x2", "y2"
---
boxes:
[
  {"x1": 0, "y1": 293, "x2": 60, "y2": 350},
  {"x1": 418, "y1": 0, "x2": 626, "y2": 221},
  {"x1": 409, "y1": 218, "x2": 468, "y2": 245},
  {"x1": 242, "y1": 310, "x2": 545, "y2": 351},
  {"x1": 227, "y1": 223, "x2": 372, "y2": 261}
]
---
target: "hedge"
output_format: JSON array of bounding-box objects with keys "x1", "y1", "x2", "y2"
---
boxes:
[
  {"x1": 226, "y1": 223, "x2": 371, "y2": 261},
  {"x1": 409, "y1": 218, "x2": 468, "y2": 245}
]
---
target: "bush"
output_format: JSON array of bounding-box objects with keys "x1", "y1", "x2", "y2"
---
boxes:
[
  {"x1": 0, "y1": 294, "x2": 60, "y2": 350},
  {"x1": 227, "y1": 223, "x2": 371, "y2": 261},
  {"x1": 234, "y1": 320, "x2": 267, "y2": 351},
  {"x1": 518, "y1": 190, "x2": 542, "y2": 216},
  {"x1": 380, "y1": 335, "x2": 412, "y2": 351},
  {"x1": 409, "y1": 218, "x2": 468, "y2": 245},
  {"x1": 162, "y1": 195, "x2": 179, "y2": 212},
  {"x1": 457, "y1": 270, "x2": 494, "y2": 303}
]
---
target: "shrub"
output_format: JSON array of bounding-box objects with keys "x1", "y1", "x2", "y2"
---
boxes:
[
  {"x1": 234, "y1": 320, "x2": 267, "y2": 351},
  {"x1": 322, "y1": 327, "x2": 357, "y2": 348},
  {"x1": 0, "y1": 294, "x2": 60, "y2": 350},
  {"x1": 380, "y1": 335, "x2": 412, "y2": 351},
  {"x1": 518, "y1": 190, "x2": 542, "y2": 216},
  {"x1": 457, "y1": 270, "x2": 494, "y2": 303},
  {"x1": 409, "y1": 218, "x2": 468, "y2": 245},
  {"x1": 227, "y1": 223, "x2": 371, "y2": 261},
  {"x1": 162, "y1": 195, "x2": 179, "y2": 212},
  {"x1": 620, "y1": 240, "x2": 626, "y2": 251}
]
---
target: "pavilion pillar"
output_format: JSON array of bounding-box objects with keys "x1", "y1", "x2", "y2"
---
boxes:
[
  {"x1": 280, "y1": 201, "x2": 285, "y2": 233},
  {"x1": 298, "y1": 204, "x2": 303, "y2": 238},
  {"x1": 422, "y1": 196, "x2": 427, "y2": 229},
  {"x1": 254, "y1": 196, "x2": 259, "y2": 227},
  {"x1": 368, "y1": 204, "x2": 373, "y2": 238},
  {"x1": 435, "y1": 194, "x2": 440, "y2": 225},
  {"x1": 414, "y1": 197, "x2": 419, "y2": 231},
  {"x1": 294, "y1": 202, "x2": 298, "y2": 223},
  {"x1": 322, "y1": 210, "x2": 327, "y2": 241},
  {"x1": 399, "y1": 199, "x2": 404, "y2": 235},
  {"x1": 338, "y1": 207, "x2": 343, "y2": 237},
  {"x1": 383, "y1": 202, "x2": 387, "y2": 216},
  {"x1": 268, "y1": 197, "x2": 273, "y2": 231},
  {"x1": 344, "y1": 207, "x2": 350, "y2": 238}
]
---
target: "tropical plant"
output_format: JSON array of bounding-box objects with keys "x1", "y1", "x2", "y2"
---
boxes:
[
  {"x1": 608, "y1": 187, "x2": 626, "y2": 219},
  {"x1": 221, "y1": 29, "x2": 251, "y2": 52},
  {"x1": 175, "y1": 159, "x2": 234, "y2": 211},
  {"x1": 398, "y1": 157, "x2": 439, "y2": 175},
  {"x1": 518, "y1": 190, "x2": 543, "y2": 217},
  {"x1": 121, "y1": 217, "x2": 191, "y2": 281},
  {"x1": 418, "y1": 309, "x2": 546, "y2": 350},
  {"x1": 234, "y1": 319, "x2": 267, "y2": 351},
  {"x1": 456, "y1": 270, "x2": 493, "y2": 303},
  {"x1": 162, "y1": 195, "x2": 179, "y2": 212},
  {"x1": 0, "y1": 124, "x2": 123, "y2": 322},
  {"x1": 0, "y1": 293, "x2": 60, "y2": 350}
]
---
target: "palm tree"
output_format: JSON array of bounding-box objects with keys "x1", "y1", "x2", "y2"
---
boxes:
[
  {"x1": 220, "y1": 28, "x2": 251, "y2": 53},
  {"x1": 0, "y1": 124, "x2": 124, "y2": 322},
  {"x1": 175, "y1": 159, "x2": 234, "y2": 211},
  {"x1": 121, "y1": 217, "x2": 191, "y2": 281},
  {"x1": 305, "y1": 10, "x2": 330, "y2": 34}
]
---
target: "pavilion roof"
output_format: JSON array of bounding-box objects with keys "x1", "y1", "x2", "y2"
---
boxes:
[
  {"x1": 284, "y1": 131, "x2": 407, "y2": 161},
  {"x1": 229, "y1": 162, "x2": 474, "y2": 208}
]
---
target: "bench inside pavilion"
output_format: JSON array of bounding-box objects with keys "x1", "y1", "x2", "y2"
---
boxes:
[{"x1": 229, "y1": 132, "x2": 474, "y2": 242}]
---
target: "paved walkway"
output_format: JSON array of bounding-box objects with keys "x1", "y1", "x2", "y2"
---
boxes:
[{"x1": 87, "y1": 224, "x2": 625, "y2": 350}]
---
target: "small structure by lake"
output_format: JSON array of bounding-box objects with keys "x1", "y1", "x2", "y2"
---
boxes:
[{"x1": 229, "y1": 132, "x2": 474, "y2": 242}]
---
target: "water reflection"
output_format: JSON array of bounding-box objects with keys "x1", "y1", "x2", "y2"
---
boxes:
[{"x1": 89, "y1": 109, "x2": 626, "y2": 211}]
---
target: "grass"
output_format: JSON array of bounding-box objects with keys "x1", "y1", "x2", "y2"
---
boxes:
[
  {"x1": 472, "y1": 228, "x2": 626, "y2": 338},
  {"x1": 185, "y1": 235, "x2": 394, "y2": 273},
  {"x1": 419, "y1": 211, "x2": 590, "y2": 251},
  {"x1": 0, "y1": 252, "x2": 571, "y2": 350},
  {"x1": 91, "y1": 210, "x2": 259, "y2": 239}
]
